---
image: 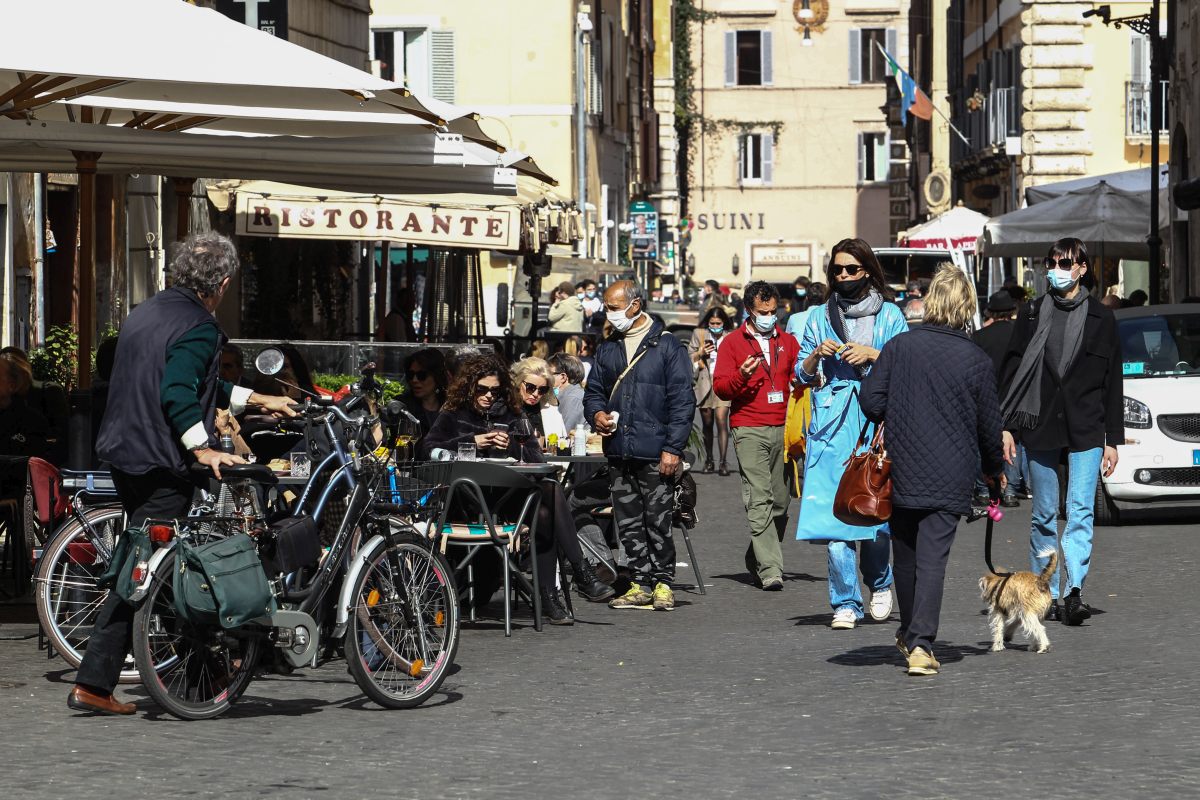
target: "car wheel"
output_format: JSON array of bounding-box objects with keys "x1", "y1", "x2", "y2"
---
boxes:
[{"x1": 1094, "y1": 479, "x2": 1121, "y2": 527}]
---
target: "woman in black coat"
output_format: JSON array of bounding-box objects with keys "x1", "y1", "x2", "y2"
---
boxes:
[
  {"x1": 997, "y1": 238, "x2": 1123, "y2": 626},
  {"x1": 423, "y1": 355, "x2": 612, "y2": 622},
  {"x1": 860, "y1": 265, "x2": 1006, "y2": 676}
]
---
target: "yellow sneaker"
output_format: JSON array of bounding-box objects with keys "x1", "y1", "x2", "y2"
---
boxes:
[
  {"x1": 906, "y1": 647, "x2": 940, "y2": 676},
  {"x1": 609, "y1": 584, "x2": 653, "y2": 609},
  {"x1": 652, "y1": 582, "x2": 675, "y2": 612}
]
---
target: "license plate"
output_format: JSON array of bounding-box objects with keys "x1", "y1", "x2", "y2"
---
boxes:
[{"x1": 1194, "y1": 450, "x2": 1200, "y2": 466}]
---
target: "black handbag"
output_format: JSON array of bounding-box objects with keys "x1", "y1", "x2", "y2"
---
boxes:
[{"x1": 259, "y1": 516, "x2": 322, "y2": 576}]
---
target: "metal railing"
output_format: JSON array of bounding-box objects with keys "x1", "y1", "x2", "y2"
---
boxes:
[
  {"x1": 1126, "y1": 80, "x2": 1169, "y2": 137},
  {"x1": 952, "y1": 86, "x2": 1020, "y2": 164}
]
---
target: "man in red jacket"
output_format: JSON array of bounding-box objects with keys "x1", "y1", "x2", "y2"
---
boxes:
[{"x1": 714, "y1": 281, "x2": 801, "y2": 590}]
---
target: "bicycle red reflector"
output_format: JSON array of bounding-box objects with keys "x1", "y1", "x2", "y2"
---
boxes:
[
  {"x1": 131, "y1": 561, "x2": 148, "y2": 583},
  {"x1": 149, "y1": 524, "x2": 174, "y2": 544}
]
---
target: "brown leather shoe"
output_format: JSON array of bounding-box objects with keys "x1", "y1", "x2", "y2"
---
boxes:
[{"x1": 68, "y1": 686, "x2": 136, "y2": 716}]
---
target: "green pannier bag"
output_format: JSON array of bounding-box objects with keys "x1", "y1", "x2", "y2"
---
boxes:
[
  {"x1": 96, "y1": 527, "x2": 154, "y2": 603},
  {"x1": 173, "y1": 533, "x2": 276, "y2": 630}
]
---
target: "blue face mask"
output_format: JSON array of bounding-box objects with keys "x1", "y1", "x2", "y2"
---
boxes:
[
  {"x1": 708, "y1": 325, "x2": 724, "y2": 335},
  {"x1": 795, "y1": 289, "x2": 807, "y2": 298},
  {"x1": 1047, "y1": 268, "x2": 1078, "y2": 292},
  {"x1": 553, "y1": 386, "x2": 561, "y2": 398},
  {"x1": 585, "y1": 290, "x2": 596, "y2": 299},
  {"x1": 753, "y1": 313, "x2": 777, "y2": 333}
]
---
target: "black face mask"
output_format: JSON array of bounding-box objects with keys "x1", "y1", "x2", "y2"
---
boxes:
[{"x1": 834, "y1": 276, "x2": 870, "y2": 299}]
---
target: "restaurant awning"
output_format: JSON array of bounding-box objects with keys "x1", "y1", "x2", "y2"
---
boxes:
[{"x1": 899, "y1": 203, "x2": 988, "y2": 253}]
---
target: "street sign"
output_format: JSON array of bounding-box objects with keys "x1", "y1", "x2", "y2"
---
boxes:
[
  {"x1": 215, "y1": 0, "x2": 288, "y2": 39},
  {"x1": 629, "y1": 200, "x2": 658, "y2": 261}
]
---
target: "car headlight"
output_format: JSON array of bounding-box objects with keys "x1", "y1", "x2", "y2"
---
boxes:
[{"x1": 1123, "y1": 396, "x2": 1151, "y2": 429}]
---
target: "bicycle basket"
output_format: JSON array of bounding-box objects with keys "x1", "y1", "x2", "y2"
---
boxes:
[{"x1": 379, "y1": 461, "x2": 452, "y2": 520}]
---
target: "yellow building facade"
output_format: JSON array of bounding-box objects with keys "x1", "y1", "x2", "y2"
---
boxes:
[{"x1": 685, "y1": 0, "x2": 910, "y2": 289}]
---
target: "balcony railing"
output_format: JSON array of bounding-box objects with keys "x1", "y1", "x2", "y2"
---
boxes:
[
  {"x1": 952, "y1": 86, "x2": 1021, "y2": 164},
  {"x1": 1126, "y1": 81, "x2": 1169, "y2": 137}
]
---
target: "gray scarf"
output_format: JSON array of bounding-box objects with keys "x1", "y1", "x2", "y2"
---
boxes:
[
  {"x1": 832, "y1": 289, "x2": 884, "y2": 347},
  {"x1": 1000, "y1": 292, "x2": 1089, "y2": 431}
]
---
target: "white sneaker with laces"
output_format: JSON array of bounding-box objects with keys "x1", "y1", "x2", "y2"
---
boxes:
[
  {"x1": 869, "y1": 587, "x2": 893, "y2": 621},
  {"x1": 831, "y1": 608, "x2": 857, "y2": 630}
]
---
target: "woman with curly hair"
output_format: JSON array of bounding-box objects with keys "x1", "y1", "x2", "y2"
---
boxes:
[{"x1": 423, "y1": 355, "x2": 613, "y2": 621}]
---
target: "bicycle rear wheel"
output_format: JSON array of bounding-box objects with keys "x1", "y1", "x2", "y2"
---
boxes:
[
  {"x1": 345, "y1": 535, "x2": 459, "y2": 709},
  {"x1": 33, "y1": 507, "x2": 144, "y2": 683},
  {"x1": 132, "y1": 551, "x2": 261, "y2": 720}
]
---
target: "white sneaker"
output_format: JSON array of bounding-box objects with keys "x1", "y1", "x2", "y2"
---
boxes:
[
  {"x1": 869, "y1": 587, "x2": 893, "y2": 621},
  {"x1": 831, "y1": 608, "x2": 857, "y2": 630}
]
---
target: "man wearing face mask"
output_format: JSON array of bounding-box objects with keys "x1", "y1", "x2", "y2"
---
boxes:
[
  {"x1": 580, "y1": 279, "x2": 603, "y2": 327},
  {"x1": 713, "y1": 281, "x2": 801, "y2": 591},
  {"x1": 584, "y1": 280, "x2": 695, "y2": 611},
  {"x1": 998, "y1": 237, "x2": 1122, "y2": 626}
]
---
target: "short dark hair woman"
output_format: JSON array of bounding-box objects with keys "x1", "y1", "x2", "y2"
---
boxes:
[
  {"x1": 402, "y1": 348, "x2": 448, "y2": 438},
  {"x1": 423, "y1": 355, "x2": 613, "y2": 621},
  {"x1": 689, "y1": 306, "x2": 734, "y2": 474},
  {"x1": 998, "y1": 237, "x2": 1123, "y2": 626},
  {"x1": 860, "y1": 264, "x2": 1005, "y2": 675}
]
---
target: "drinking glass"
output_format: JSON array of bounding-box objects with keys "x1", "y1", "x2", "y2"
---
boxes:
[
  {"x1": 289, "y1": 451, "x2": 311, "y2": 478},
  {"x1": 510, "y1": 418, "x2": 534, "y2": 465},
  {"x1": 457, "y1": 443, "x2": 477, "y2": 462}
]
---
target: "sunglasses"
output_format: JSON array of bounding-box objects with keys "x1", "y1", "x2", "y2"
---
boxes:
[
  {"x1": 474, "y1": 383, "x2": 500, "y2": 397},
  {"x1": 1045, "y1": 258, "x2": 1078, "y2": 270},
  {"x1": 406, "y1": 370, "x2": 430, "y2": 382},
  {"x1": 522, "y1": 381, "x2": 550, "y2": 396},
  {"x1": 835, "y1": 263, "x2": 865, "y2": 277}
]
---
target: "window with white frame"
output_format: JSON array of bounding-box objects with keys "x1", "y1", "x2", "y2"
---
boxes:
[
  {"x1": 858, "y1": 132, "x2": 889, "y2": 183},
  {"x1": 849, "y1": 28, "x2": 897, "y2": 85},
  {"x1": 370, "y1": 28, "x2": 456, "y2": 102},
  {"x1": 738, "y1": 132, "x2": 774, "y2": 186},
  {"x1": 725, "y1": 30, "x2": 773, "y2": 87}
]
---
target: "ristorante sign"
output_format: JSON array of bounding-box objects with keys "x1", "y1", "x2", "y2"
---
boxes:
[{"x1": 235, "y1": 194, "x2": 520, "y2": 250}]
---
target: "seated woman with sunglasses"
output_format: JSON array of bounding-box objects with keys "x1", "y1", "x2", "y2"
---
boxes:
[
  {"x1": 401, "y1": 348, "x2": 449, "y2": 438},
  {"x1": 423, "y1": 355, "x2": 614, "y2": 622},
  {"x1": 511, "y1": 356, "x2": 567, "y2": 444}
]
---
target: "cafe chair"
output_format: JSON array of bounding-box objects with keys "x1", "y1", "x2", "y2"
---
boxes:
[
  {"x1": 26, "y1": 457, "x2": 69, "y2": 549},
  {"x1": 431, "y1": 462, "x2": 544, "y2": 637}
]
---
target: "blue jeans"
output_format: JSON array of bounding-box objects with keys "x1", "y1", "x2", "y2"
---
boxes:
[
  {"x1": 975, "y1": 458, "x2": 1022, "y2": 498},
  {"x1": 827, "y1": 532, "x2": 892, "y2": 617},
  {"x1": 1026, "y1": 447, "x2": 1103, "y2": 599}
]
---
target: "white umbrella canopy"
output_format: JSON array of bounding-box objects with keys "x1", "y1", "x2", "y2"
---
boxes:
[
  {"x1": 900, "y1": 203, "x2": 988, "y2": 252},
  {"x1": 979, "y1": 182, "x2": 1151, "y2": 260}
]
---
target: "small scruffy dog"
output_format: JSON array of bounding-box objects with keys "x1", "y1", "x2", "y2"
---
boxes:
[{"x1": 979, "y1": 550, "x2": 1058, "y2": 654}]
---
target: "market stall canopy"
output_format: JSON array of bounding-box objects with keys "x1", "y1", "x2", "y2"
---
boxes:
[
  {"x1": 0, "y1": 119, "x2": 520, "y2": 194},
  {"x1": 206, "y1": 179, "x2": 576, "y2": 252},
  {"x1": 979, "y1": 182, "x2": 1151, "y2": 260},
  {"x1": 1025, "y1": 166, "x2": 1169, "y2": 205},
  {"x1": 0, "y1": 0, "x2": 484, "y2": 137},
  {"x1": 899, "y1": 203, "x2": 988, "y2": 252}
]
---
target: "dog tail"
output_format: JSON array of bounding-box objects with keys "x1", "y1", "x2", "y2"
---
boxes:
[{"x1": 1036, "y1": 549, "x2": 1058, "y2": 587}]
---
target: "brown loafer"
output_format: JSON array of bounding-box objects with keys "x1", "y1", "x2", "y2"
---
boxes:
[{"x1": 68, "y1": 686, "x2": 136, "y2": 716}]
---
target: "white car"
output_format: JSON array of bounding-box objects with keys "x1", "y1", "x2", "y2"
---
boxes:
[{"x1": 1097, "y1": 304, "x2": 1200, "y2": 524}]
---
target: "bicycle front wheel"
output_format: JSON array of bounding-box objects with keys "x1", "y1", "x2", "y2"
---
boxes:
[
  {"x1": 345, "y1": 536, "x2": 459, "y2": 709},
  {"x1": 132, "y1": 552, "x2": 261, "y2": 720},
  {"x1": 33, "y1": 507, "x2": 142, "y2": 683}
]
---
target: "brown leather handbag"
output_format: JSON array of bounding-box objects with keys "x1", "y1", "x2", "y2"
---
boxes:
[{"x1": 833, "y1": 420, "x2": 892, "y2": 526}]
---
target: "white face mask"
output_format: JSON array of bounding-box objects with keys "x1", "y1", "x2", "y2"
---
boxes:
[{"x1": 606, "y1": 301, "x2": 640, "y2": 333}]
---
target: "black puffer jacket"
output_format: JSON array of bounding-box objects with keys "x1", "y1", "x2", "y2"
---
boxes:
[
  {"x1": 859, "y1": 325, "x2": 1005, "y2": 515},
  {"x1": 583, "y1": 317, "x2": 695, "y2": 461}
]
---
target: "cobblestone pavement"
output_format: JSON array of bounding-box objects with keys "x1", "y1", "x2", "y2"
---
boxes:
[{"x1": 2, "y1": 470, "x2": 1198, "y2": 799}]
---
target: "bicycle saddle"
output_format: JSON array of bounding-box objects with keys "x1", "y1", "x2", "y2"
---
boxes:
[{"x1": 189, "y1": 462, "x2": 279, "y2": 485}]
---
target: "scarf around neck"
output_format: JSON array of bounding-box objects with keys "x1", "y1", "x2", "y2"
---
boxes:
[{"x1": 1000, "y1": 292, "x2": 1089, "y2": 431}]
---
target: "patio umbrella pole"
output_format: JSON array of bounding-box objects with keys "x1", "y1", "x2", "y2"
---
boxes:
[{"x1": 73, "y1": 150, "x2": 98, "y2": 390}]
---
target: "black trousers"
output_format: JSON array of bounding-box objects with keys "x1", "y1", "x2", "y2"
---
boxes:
[
  {"x1": 75, "y1": 469, "x2": 194, "y2": 694},
  {"x1": 533, "y1": 480, "x2": 583, "y2": 583},
  {"x1": 890, "y1": 507, "x2": 961, "y2": 655}
]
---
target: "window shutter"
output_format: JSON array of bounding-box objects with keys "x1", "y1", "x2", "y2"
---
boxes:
[
  {"x1": 737, "y1": 135, "x2": 746, "y2": 184},
  {"x1": 875, "y1": 134, "x2": 890, "y2": 182},
  {"x1": 885, "y1": 29, "x2": 898, "y2": 76},
  {"x1": 761, "y1": 133, "x2": 774, "y2": 185},
  {"x1": 849, "y1": 31, "x2": 862, "y2": 84},
  {"x1": 761, "y1": 30, "x2": 774, "y2": 86},
  {"x1": 1130, "y1": 33, "x2": 1149, "y2": 83},
  {"x1": 856, "y1": 133, "x2": 865, "y2": 182},
  {"x1": 588, "y1": 41, "x2": 604, "y2": 114},
  {"x1": 725, "y1": 31, "x2": 737, "y2": 86},
  {"x1": 430, "y1": 30, "x2": 456, "y2": 103}
]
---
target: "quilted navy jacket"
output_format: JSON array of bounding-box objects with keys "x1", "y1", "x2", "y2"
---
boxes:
[
  {"x1": 859, "y1": 325, "x2": 1005, "y2": 515},
  {"x1": 583, "y1": 317, "x2": 696, "y2": 461}
]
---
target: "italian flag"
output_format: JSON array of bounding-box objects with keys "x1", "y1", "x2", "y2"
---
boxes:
[{"x1": 877, "y1": 42, "x2": 934, "y2": 124}]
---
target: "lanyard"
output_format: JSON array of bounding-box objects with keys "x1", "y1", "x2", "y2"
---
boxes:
[{"x1": 751, "y1": 326, "x2": 779, "y2": 393}]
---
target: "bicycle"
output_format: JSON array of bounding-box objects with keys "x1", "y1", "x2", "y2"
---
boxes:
[{"x1": 130, "y1": 399, "x2": 459, "y2": 720}]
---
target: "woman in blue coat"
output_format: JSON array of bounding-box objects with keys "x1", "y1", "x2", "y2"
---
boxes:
[{"x1": 795, "y1": 239, "x2": 908, "y2": 629}]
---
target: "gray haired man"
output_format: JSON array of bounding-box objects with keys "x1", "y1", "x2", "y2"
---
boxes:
[{"x1": 69, "y1": 232, "x2": 296, "y2": 716}]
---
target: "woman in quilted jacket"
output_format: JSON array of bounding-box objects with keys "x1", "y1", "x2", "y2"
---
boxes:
[{"x1": 859, "y1": 265, "x2": 1005, "y2": 676}]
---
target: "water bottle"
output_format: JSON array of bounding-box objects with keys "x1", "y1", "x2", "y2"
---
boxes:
[
  {"x1": 572, "y1": 424, "x2": 588, "y2": 456},
  {"x1": 220, "y1": 433, "x2": 234, "y2": 454}
]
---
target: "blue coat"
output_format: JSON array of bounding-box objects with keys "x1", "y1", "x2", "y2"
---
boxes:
[
  {"x1": 793, "y1": 301, "x2": 908, "y2": 542},
  {"x1": 583, "y1": 318, "x2": 696, "y2": 461}
]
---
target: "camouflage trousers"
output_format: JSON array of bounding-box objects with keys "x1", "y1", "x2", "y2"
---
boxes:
[{"x1": 609, "y1": 460, "x2": 676, "y2": 588}]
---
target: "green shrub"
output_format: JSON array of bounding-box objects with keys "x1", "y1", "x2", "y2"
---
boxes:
[{"x1": 29, "y1": 325, "x2": 78, "y2": 390}]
